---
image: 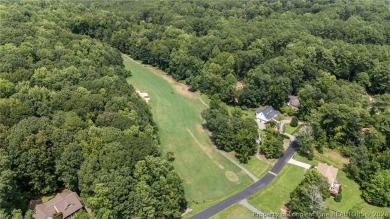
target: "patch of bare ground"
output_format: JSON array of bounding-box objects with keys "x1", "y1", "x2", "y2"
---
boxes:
[
  {"x1": 181, "y1": 208, "x2": 193, "y2": 217},
  {"x1": 225, "y1": 171, "x2": 239, "y2": 182},
  {"x1": 196, "y1": 125, "x2": 207, "y2": 135}
]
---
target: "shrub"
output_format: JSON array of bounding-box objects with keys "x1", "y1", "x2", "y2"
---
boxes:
[
  {"x1": 166, "y1": 151, "x2": 175, "y2": 162},
  {"x1": 334, "y1": 187, "x2": 342, "y2": 202},
  {"x1": 280, "y1": 105, "x2": 296, "y2": 116},
  {"x1": 290, "y1": 117, "x2": 298, "y2": 127}
]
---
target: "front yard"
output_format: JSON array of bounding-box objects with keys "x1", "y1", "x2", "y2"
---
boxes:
[{"x1": 247, "y1": 164, "x2": 306, "y2": 216}]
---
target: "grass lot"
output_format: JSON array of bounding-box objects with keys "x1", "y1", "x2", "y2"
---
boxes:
[
  {"x1": 247, "y1": 164, "x2": 306, "y2": 216},
  {"x1": 227, "y1": 151, "x2": 274, "y2": 179},
  {"x1": 211, "y1": 204, "x2": 255, "y2": 219},
  {"x1": 293, "y1": 151, "x2": 388, "y2": 219},
  {"x1": 293, "y1": 148, "x2": 348, "y2": 169},
  {"x1": 326, "y1": 171, "x2": 388, "y2": 219},
  {"x1": 243, "y1": 157, "x2": 273, "y2": 179},
  {"x1": 123, "y1": 56, "x2": 252, "y2": 214},
  {"x1": 225, "y1": 105, "x2": 257, "y2": 120},
  {"x1": 284, "y1": 123, "x2": 301, "y2": 135}
]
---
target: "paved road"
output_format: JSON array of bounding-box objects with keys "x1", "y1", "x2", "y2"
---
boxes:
[{"x1": 190, "y1": 143, "x2": 296, "y2": 219}]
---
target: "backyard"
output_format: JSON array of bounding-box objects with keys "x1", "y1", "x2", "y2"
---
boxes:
[{"x1": 293, "y1": 152, "x2": 388, "y2": 218}]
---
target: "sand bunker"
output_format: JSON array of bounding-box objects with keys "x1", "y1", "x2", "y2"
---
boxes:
[{"x1": 136, "y1": 90, "x2": 150, "y2": 103}]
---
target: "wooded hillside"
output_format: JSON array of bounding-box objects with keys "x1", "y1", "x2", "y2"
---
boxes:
[
  {"x1": 72, "y1": 0, "x2": 390, "y2": 208},
  {"x1": 0, "y1": 2, "x2": 186, "y2": 218},
  {"x1": 0, "y1": 0, "x2": 389, "y2": 218}
]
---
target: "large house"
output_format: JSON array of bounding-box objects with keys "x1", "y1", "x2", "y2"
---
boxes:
[
  {"x1": 256, "y1": 106, "x2": 277, "y2": 123},
  {"x1": 316, "y1": 163, "x2": 341, "y2": 195},
  {"x1": 34, "y1": 190, "x2": 83, "y2": 219}
]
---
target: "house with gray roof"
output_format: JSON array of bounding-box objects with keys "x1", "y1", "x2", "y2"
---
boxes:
[{"x1": 256, "y1": 106, "x2": 277, "y2": 123}]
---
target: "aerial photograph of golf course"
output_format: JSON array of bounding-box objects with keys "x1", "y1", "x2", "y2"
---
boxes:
[{"x1": 0, "y1": 0, "x2": 389, "y2": 219}]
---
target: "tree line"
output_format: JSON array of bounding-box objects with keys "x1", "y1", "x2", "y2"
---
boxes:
[
  {"x1": 1, "y1": 0, "x2": 388, "y2": 215},
  {"x1": 201, "y1": 99, "x2": 258, "y2": 163},
  {"x1": 0, "y1": 2, "x2": 186, "y2": 218},
  {"x1": 68, "y1": 0, "x2": 390, "y2": 207}
]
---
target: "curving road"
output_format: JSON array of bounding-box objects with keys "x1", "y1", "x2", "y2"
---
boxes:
[{"x1": 190, "y1": 141, "x2": 296, "y2": 219}]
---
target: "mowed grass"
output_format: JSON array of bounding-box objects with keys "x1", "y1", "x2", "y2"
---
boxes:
[
  {"x1": 123, "y1": 56, "x2": 252, "y2": 213},
  {"x1": 243, "y1": 157, "x2": 272, "y2": 179},
  {"x1": 247, "y1": 164, "x2": 306, "y2": 216},
  {"x1": 293, "y1": 148, "x2": 348, "y2": 169},
  {"x1": 293, "y1": 151, "x2": 388, "y2": 219},
  {"x1": 326, "y1": 171, "x2": 388, "y2": 219},
  {"x1": 211, "y1": 204, "x2": 255, "y2": 219},
  {"x1": 284, "y1": 123, "x2": 301, "y2": 135},
  {"x1": 227, "y1": 151, "x2": 273, "y2": 179}
]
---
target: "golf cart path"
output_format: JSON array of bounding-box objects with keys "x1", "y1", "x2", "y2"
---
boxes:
[
  {"x1": 122, "y1": 54, "x2": 297, "y2": 219},
  {"x1": 239, "y1": 199, "x2": 274, "y2": 219},
  {"x1": 190, "y1": 120, "x2": 298, "y2": 218},
  {"x1": 124, "y1": 54, "x2": 259, "y2": 182},
  {"x1": 190, "y1": 143, "x2": 296, "y2": 219},
  {"x1": 218, "y1": 150, "x2": 259, "y2": 182}
]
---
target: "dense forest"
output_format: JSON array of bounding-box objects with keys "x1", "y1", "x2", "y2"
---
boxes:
[
  {"x1": 0, "y1": 0, "x2": 389, "y2": 218},
  {"x1": 0, "y1": 2, "x2": 186, "y2": 218},
  {"x1": 71, "y1": 0, "x2": 389, "y2": 208},
  {"x1": 201, "y1": 99, "x2": 258, "y2": 163}
]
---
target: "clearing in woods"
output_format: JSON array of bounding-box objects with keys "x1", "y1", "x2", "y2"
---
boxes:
[{"x1": 123, "y1": 55, "x2": 252, "y2": 216}]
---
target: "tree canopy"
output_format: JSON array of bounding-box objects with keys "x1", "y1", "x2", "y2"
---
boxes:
[
  {"x1": 1, "y1": 0, "x2": 389, "y2": 215},
  {"x1": 0, "y1": 1, "x2": 186, "y2": 218}
]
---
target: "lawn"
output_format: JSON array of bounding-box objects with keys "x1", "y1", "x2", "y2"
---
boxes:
[
  {"x1": 326, "y1": 171, "x2": 388, "y2": 219},
  {"x1": 247, "y1": 164, "x2": 306, "y2": 216},
  {"x1": 211, "y1": 204, "x2": 255, "y2": 219},
  {"x1": 293, "y1": 148, "x2": 348, "y2": 169},
  {"x1": 123, "y1": 56, "x2": 252, "y2": 213},
  {"x1": 284, "y1": 123, "x2": 301, "y2": 135},
  {"x1": 293, "y1": 151, "x2": 388, "y2": 219},
  {"x1": 243, "y1": 157, "x2": 273, "y2": 179},
  {"x1": 227, "y1": 151, "x2": 273, "y2": 179}
]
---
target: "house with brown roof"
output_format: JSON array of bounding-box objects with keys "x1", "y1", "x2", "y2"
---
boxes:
[
  {"x1": 316, "y1": 163, "x2": 341, "y2": 195},
  {"x1": 34, "y1": 190, "x2": 83, "y2": 219},
  {"x1": 286, "y1": 95, "x2": 300, "y2": 111}
]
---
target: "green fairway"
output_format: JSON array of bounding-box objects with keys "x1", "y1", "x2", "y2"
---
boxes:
[
  {"x1": 247, "y1": 164, "x2": 306, "y2": 215},
  {"x1": 123, "y1": 56, "x2": 252, "y2": 210}
]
